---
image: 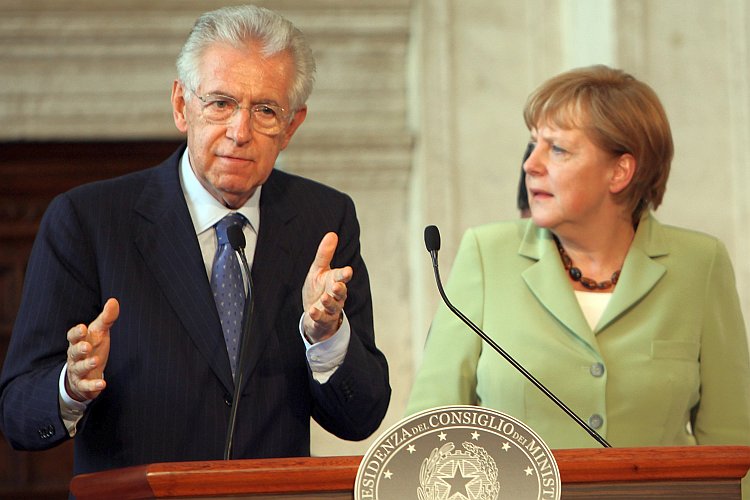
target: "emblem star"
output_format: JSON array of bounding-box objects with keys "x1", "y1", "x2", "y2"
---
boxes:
[
  {"x1": 438, "y1": 432, "x2": 447, "y2": 441},
  {"x1": 470, "y1": 431, "x2": 480, "y2": 440},
  {"x1": 524, "y1": 466, "x2": 534, "y2": 476},
  {"x1": 384, "y1": 470, "x2": 393, "y2": 479},
  {"x1": 502, "y1": 442, "x2": 511, "y2": 451},
  {"x1": 441, "y1": 460, "x2": 475, "y2": 498},
  {"x1": 407, "y1": 444, "x2": 416, "y2": 454}
]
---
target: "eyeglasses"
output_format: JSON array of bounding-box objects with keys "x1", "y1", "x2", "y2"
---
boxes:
[{"x1": 187, "y1": 87, "x2": 290, "y2": 135}]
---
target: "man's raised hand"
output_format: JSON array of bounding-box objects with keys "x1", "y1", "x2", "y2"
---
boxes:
[
  {"x1": 65, "y1": 298, "x2": 119, "y2": 402},
  {"x1": 302, "y1": 233, "x2": 352, "y2": 343}
]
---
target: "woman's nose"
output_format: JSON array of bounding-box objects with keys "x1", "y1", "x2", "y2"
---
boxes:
[{"x1": 523, "y1": 144, "x2": 543, "y2": 175}]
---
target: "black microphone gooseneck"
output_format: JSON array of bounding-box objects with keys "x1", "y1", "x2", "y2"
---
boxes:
[
  {"x1": 223, "y1": 224, "x2": 255, "y2": 459},
  {"x1": 423, "y1": 225, "x2": 611, "y2": 448}
]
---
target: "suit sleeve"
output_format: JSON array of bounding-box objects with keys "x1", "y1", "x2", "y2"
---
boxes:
[
  {"x1": 405, "y1": 228, "x2": 484, "y2": 415},
  {"x1": 307, "y1": 194, "x2": 391, "y2": 441},
  {"x1": 0, "y1": 193, "x2": 102, "y2": 450},
  {"x1": 693, "y1": 239, "x2": 750, "y2": 445}
]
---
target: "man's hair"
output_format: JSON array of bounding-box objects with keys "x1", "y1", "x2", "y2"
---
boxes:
[
  {"x1": 176, "y1": 5, "x2": 316, "y2": 111},
  {"x1": 523, "y1": 65, "x2": 674, "y2": 225}
]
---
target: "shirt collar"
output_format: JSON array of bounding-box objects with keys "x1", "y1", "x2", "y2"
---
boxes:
[{"x1": 179, "y1": 149, "x2": 260, "y2": 234}]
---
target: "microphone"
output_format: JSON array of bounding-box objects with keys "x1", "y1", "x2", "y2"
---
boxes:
[
  {"x1": 423, "y1": 225, "x2": 611, "y2": 448},
  {"x1": 223, "y1": 223, "x2": 255, "y2": 460}
]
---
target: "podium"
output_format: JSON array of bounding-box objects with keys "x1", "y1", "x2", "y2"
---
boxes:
[{"x1": 70, "y1": 446, "x2": 750, "y2": 499}]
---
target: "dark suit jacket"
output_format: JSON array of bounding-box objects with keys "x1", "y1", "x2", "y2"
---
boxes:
[{"x1": 0, "y1": 145, "x2": 391, "y2": 475}]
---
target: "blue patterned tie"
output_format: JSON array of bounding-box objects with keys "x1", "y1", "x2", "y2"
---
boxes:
[{"x1": 211, "y1": 213, "x2": 247, "y2": 378}]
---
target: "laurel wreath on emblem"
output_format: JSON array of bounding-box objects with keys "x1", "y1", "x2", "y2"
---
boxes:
[
  {"x1": 464, "y1": 442, "x2": 500, "y2": 499},
  {"x1": 417, "y1": 443, "x2": 454, "y2": 500},
  {"x1": 417, "y1": 441, "x2": 500, "y2": 500}
]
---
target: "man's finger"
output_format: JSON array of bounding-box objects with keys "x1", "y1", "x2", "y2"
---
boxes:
[
  {"x1": 89, "y1": 298, "x2": 120, "y2": 333},
  {"x1": 70, "y1": 340, "x2": 92, "y2": 361},
  {"x1": 67, "y1": 324, "x2": 86, "y2": 344},
  {"x1": 310, "y1": 232, "x2": 338, "y2": 272},
  {"x1": 327, "y1": 281, "x2": 349, "y2": 302},
  {"x1": 332, "y1": 266, "x2": 353, "y2": 284}
]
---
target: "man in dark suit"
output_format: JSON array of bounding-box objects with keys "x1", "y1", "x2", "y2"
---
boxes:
[{"x1": 0, "y1": 4, "x2": 390, "y2": 476}]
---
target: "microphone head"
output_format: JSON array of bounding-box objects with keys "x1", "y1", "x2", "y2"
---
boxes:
[
  {"x1": 227, "y1": 224, "x2": 246, "y2": 251},
  {"x1": 424, "y1": 225, "x2": 441, "y2": 252}
]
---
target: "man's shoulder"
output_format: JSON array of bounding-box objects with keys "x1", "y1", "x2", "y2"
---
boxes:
[
  {"x1": 267, "y1": 168, "x2": 344, "y2": 193},
  {"x1": 265, "y1": 169, "x2": 352, "y2": 205},
  {"x1": 65, "y1": 148, "x2": 181, "y2": 199}
]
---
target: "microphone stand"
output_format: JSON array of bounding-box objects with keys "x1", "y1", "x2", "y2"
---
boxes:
[
  {"x1": 424, "y1": 225, "x2": 610, "y2": 448},
  {"x1": 224, "y1": 225, "x2": 255, "y2": 460}
]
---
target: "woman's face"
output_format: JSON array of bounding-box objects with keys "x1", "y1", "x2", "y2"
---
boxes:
[{"x1": 523, "y1": 122, "x2": 625, "y2": 235}]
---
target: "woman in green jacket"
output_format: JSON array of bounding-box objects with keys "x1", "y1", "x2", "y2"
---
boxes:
[{"x1": 407, "y1": 65, "x2": 750, "y2": 450}]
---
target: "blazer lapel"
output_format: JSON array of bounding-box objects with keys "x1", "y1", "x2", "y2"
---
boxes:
[
  {"x1": 133, "y1": 147, "x2": 234, "y2": 393},
  {"x1": 597, "y1": 214, "x2": 667, "y2": 331},
  {"x1": 519, "y1": 224, "x2": 597, "y2": 352},
  {"x1": 240, "y1": 170, "x2": 298, "y2": 390},
  {"x1": 520, "y1": 215, "x2": 669, "y2": 349}
]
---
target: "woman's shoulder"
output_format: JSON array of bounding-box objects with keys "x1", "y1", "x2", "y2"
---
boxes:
[
  {"x1": 648, "y1": 216, "x2": 725, "y2": 253},
  {"x1": 467, "y1": 218, "x2": 530, "y2": 240},
  {"x1": 460, "y1": 219, "x2": 536, "y2": 251},
  {"x1": 642, "y1": 216, "x2": 732, "y2": 272}
]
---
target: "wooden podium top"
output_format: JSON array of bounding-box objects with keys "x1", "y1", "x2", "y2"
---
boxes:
[{"x1": 70, "y1": 445, "x2": 750, "y2": 499}]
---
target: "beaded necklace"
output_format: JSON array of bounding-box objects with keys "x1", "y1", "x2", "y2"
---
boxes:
[{"x1": 553, "y1": 237, "x2": 621, "y2": 290}]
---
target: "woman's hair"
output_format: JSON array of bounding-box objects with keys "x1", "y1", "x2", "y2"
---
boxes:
[
  {"x1": 176, "y1": 5, "x2": 316, "y2": 111},
  {"x1": 523, "y1": 65, "x2": 673, "y2": 225}
]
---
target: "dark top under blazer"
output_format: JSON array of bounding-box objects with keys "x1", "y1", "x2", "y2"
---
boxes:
[{"x1": 0, "y1": 145, "x2": 391, "y2": 475}]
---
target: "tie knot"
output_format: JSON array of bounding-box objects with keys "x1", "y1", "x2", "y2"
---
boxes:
[{"x1": 215, "y1": 212, "x2": 246, "y2": 246}]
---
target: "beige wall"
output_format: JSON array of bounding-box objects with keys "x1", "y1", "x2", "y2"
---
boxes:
[{"x1": 2, "y1": 0, "x2": 749, "y2": 458}]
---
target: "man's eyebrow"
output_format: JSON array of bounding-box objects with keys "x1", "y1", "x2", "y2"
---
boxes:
[
  {"x1": 201, "y1": 88, "x2": 237, "y2": 99},
  {"x1": 203, "y1": 90, "x2": 284, "y2": 108}
]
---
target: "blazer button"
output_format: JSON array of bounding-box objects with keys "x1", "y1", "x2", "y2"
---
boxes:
[
  {"x1": 590, "y1": 363, "x2": 605, "y2": 377},
  {"x1": 223, "y1": 394, "x2": 233, "y2": 407},
  {"x1": 38, "y1": 424, "x2": 54, "y2": 439},
  {"x1": 341, "y1": 381, "x2": 354, "y2": 401},
  {"x1": 588, "y1": 414, "x2": 604, "y2": 429}
]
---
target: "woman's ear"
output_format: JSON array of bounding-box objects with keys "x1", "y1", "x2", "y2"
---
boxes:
[{"x1": 610, "y1": 153, "x2": 636, "y2": 194}]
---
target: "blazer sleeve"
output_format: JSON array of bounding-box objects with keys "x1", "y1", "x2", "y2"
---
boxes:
[
  {"x1": 693, "y1": 239, "x2": 750, "y2": 445},
  {"x1": 406, "y1": 227, "x2": 484, "y2": 415},
  {"x1": 0, "y1": 193, "x2": 102, "y2": 450},
  {"x1": 307, "y1": 194, "x2": 391, "y2": 441}
]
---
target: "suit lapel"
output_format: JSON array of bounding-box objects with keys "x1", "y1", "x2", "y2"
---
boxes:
[
  {"x1": 132, "y1": 147, "x2": 234, "y2": 393},
  {"x1": 240, "y1": 170, "x2": 298, "y2": 390}
]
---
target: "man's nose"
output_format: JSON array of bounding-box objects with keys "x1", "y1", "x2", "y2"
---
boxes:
[{"x1": 226, "y1": 108, "x2": 253, "y2": 144}]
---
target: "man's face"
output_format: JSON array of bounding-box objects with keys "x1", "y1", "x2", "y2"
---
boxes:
[{"x1": 171, "y1": 41, "x2": 307, "y2": 208}]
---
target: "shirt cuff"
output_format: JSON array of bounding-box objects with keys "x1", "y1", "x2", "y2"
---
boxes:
[
  {"x1": 58, "y1": 364, "x2": 90, "y2": 437},
  {"x1": 298, "y1": 312, "x2": 351, "y2": 384}
]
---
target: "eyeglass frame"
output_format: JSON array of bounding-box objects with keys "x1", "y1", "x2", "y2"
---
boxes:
[{"x1": 184, "y1": 85, "x2": 293, "y2": 135}]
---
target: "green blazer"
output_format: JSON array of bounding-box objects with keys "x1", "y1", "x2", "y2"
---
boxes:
[{"x1": 407, "y1": 214, "x2": 750, "y2": 449}]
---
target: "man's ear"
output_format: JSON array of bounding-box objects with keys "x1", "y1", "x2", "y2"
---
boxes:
[
  {"x1": 610, "y1": 153, "x2": 636, "y2": 194},
  {"x1": 171, "y1": 80, "x2": 188, "y2": 133},
  {"x1": 279, "y1": 106, "x2": 307, "y2": 151}
]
